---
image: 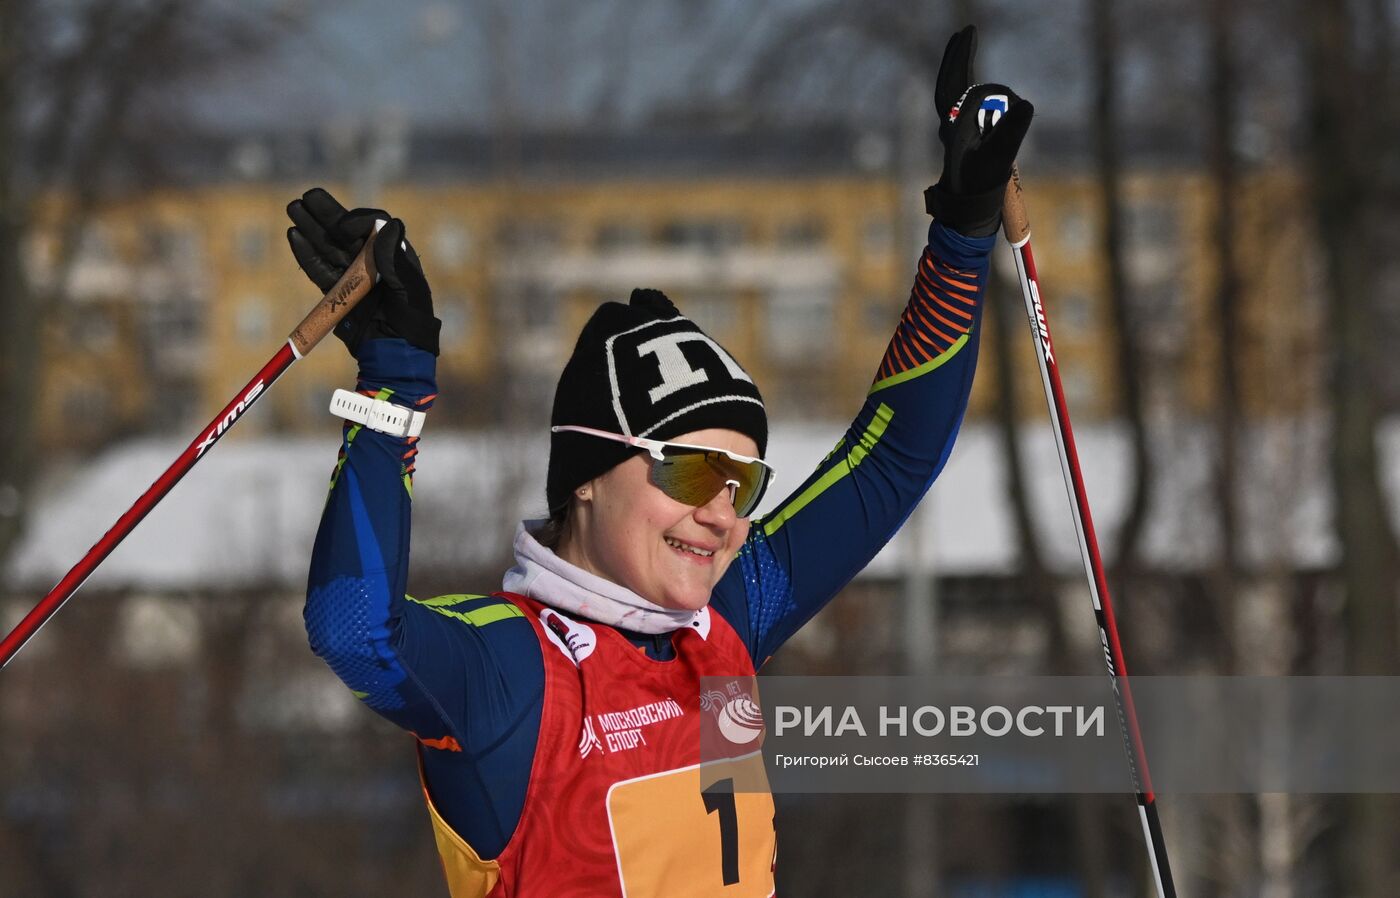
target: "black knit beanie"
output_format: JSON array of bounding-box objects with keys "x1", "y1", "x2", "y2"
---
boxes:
[{"x1": 546, "y1": 288, "x2": 768, "y2": 513}]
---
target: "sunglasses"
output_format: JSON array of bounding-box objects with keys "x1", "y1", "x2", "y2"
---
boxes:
[{"x1": 550, "y1": 424, "x2": 775, "y2": 518}]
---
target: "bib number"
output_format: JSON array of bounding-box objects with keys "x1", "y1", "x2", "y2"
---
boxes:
[{"x1": 606, "y1": 757, "x2": 775, "y2": 897}]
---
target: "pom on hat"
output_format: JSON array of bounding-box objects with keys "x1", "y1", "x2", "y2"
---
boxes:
[{"x1": 628, "y1": 287, "x2": 679, "y2": 317}]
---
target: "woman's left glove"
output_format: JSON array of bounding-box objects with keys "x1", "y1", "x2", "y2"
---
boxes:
[
  {"x1": 925, "y1": 25, "x2": 1035, "y2": 237},
  {"x1": 286, "y1": 187, "x2": 442, "y2": 357}
]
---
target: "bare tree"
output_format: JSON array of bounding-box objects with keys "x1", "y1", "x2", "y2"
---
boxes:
[
  {"x1": 1195, "y1": 7, "x2": 1255, "y2": 892},
  {"x1": 1300, "y1": 1, "x2": 1400, "y2": 895},
  {"x1": 0, "y1": 0, "x2": 290, "y2": 585},
  {"x1": 1205, "y1": 0, "x2": 1242, "y2": 661},
  {"x1": 1087, "y1": 0, "x2": 1154, "y2": 583}
]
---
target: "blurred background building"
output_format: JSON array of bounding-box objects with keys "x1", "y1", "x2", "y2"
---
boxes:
[{"x1": 30, "y1": 127, "x2": 1317, "y2": 456}]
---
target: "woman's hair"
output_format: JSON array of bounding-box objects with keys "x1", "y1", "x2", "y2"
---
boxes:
[{"x1": 535, "y1": 503, "x2": 571, "y2": 552}]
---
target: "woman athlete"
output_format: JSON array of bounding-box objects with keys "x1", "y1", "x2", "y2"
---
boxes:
[{"x1": 293, "y1": 27, "x2": 1030, "y2": 898}]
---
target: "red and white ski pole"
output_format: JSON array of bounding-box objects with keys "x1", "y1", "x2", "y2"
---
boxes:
[
  {"x1": 1001, "y1": 170, "x2": 1177, "y2": 898},
  {"x1": 0, "y1": 228, "x2": 380, "y2": 669}
]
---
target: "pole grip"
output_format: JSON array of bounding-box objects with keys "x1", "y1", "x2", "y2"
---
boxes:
[
  {"x1": 287, "y1": 227, "x2": 380, "y2": 357},
  {"x1": 1001, "y1": 164, "x2": 1031, "y2": 246}
]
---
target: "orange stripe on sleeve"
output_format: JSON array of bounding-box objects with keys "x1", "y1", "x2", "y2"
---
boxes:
[
  {"x1": 910, "y1": 299, "x2": 959, "y2": 345},
  {"x1": 888, "y1": 335, "x2": 915, "y2": 372},
  {"x1": 917, "y1": 268, "x2": 975, "y2": 308},
  {"x1": 921, "y1": 302, "x2": 968, "y2": 340},
  {"x1": 931, "y1": 273, "x2": 980, "y2": 304},
  {"x1": 922, "y1": 257, "x2": 979, "y2": 294},
  {"x1": 913, "y1": 280, "x2": 970, "y2": 332},
  {"x1": 932, "y1": 294, "x2": 974, "y2": 322},
  {"x1": 415, "y1": 733, "x2": 462, "y2": 752},
  {"x1": 929, "y1": 255, "x2": 980, "y2": 282},
  {"x1": 896, "y1": 329, "x2": 932, "y2": 365},
  {"x1": 932, "y1": 271, "x2": 979, "y2": 295},
  {"x1": 906, "y1": 319, "x2": 949, "y2": 355}
]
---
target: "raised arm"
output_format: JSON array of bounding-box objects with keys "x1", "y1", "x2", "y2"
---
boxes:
[
  {"x1": 711, "y1": 27, "x2": 1034, "y2": 664},
  {"x1": 290, "y1": 189, "x2": 543, "y2": 752}
]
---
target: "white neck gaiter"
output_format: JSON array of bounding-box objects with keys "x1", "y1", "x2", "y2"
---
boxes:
[{"x1": 501, "y1": 520, "x2": 702, "y2": 635}]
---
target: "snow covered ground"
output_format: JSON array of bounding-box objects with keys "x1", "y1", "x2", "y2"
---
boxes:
[{"x1": 8, "y1": 415, "x2": 1387, "y2": 591}]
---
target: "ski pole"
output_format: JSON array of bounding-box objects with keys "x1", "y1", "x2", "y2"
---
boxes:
[
  {"x1": 1000, "y1": 168, "x2": 1177, "y2": 898},
  {"x1": 0, "y1": 226, "x2": 381, "y2": 670}
]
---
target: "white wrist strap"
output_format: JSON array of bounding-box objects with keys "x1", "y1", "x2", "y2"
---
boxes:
[{"x1": 329, "y1": 389, "x2": 426, "y2": 438}]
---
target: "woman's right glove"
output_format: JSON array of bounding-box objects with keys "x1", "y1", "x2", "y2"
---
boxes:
[
  {"x1": 286, "y1": 187, "x2": 441, "y2": 357},
  {"x1": 925, "y1": 25, "x2": 1035, "y2": 237}
]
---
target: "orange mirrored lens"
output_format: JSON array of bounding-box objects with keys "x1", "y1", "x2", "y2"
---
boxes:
[{"x1": 648, "y1": 452, "x2": 767, "y2": 517}]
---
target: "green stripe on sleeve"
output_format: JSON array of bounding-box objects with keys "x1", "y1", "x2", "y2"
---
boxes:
[
  {"x1": 409, "y1": 593, "x2": 488, "y2": 607},
  {"x1": 328, "y1": 388, "x2": 396, "y2": 491},
  {"x1": 406, "y1": 594, "x2": 525, "y2": 627},
  {"x1": 328, "y1": 422, "x2": 364, "y2": 492},
  {"x1": 760, "y1": 402, "x2": 894, "y2": 537},
  {"x1": 868, "y1": 332, "x2": 970, "y2": 394}
]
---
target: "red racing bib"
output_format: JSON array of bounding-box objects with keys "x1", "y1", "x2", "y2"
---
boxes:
[{"x1": 422, "y1": 592, "x2": 776, "y2": 898}]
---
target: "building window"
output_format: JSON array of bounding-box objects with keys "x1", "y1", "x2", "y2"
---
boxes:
[
  {"x1": 1124, "y1": 197, "x2": 1181, "y2": 288},
  {"x1": 682, "y1": 291, "x2": 738, "y2": 337},
  {"x1": 146, "y1": 223, "x2": 202, "y2": 267},
  {"x1": 24, "y1": 232, "x2": 56, "y2": 283},
  {"x1": 862, "y1": 217, "x2": 893, "y2": 255},
  {"x1": 595, "y1": 221, "x2": 648, "y2": 252},
  {"x1": 1061, "y1": 369, "x2": 1094, "y2": 413},
  {"x1": 1129, "y1": 281, "x2": 1186, "y2": 357},
  {"x1": 236, "y1": 299, "x2": 269, "y2": 344},
  {"x1": 1057, "y1": 291, "x2": 1095, "y2": 337},
  {"x1": 660, "y1": 219, "x2": 744, "y2": 252},
  {"x1": 75, "y1": 224, "x2": 117, "y2": 265},
  {"x1": 864, "y1": 296, "x2": 899, "y2": 335},
  {"x1": 1126, "y1": 196, "x2": 1181, "y2": 248},
  {"x1": 237, "y1": 224, "x2": 267, "y2": 266},
  {"x1": 73, "y1": 309, "x2": 117, "y2": 350},
  {"x1": 431, "y1": 221, "x2": 472, "y2": 266},
  {"x1": 497, "y1": 220, "x2": 562, "y2": 252},
  {"x1": 777, "y1": 218, "x2": 826, "y2": 249},
  {"x1": 63, "y1": 384, "x2": 111, "y2": 432},
  {"x1": 520, "y1": 284, "x2": 555, "y2": 332},
  {"x1": 1057, "y1": 206, "x2": 1092, "y2": 255},
  {"x1": 764, "y1": 287, "x2": 835, "y2": 362},
  {"x1": 146, "y1": 300, "x2": 203, "y2": 344},
  {"x1": 439, "y1": 294, "x2": 472, "y2": 343}
]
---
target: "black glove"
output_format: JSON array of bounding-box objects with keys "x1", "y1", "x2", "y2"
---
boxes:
[
  {"x1": 286, "y1": 187, "x2": 442, "y2": 356},
  {"x1": 924, "y1": 25, "x2": 1034, "y2": 237}
]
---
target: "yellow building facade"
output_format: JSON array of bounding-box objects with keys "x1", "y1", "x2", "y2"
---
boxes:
[{"x1": 41, "y1": 161, "x2": 1317, "y2": 455}]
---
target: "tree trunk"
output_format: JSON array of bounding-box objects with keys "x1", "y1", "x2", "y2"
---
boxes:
[
  {"x1": 1206, "y1": 0, "x2": 1242, "y2": 674},
  {"x1": 1091, "y1": 0, "x2": 1153, "y2": 579},
  {"x1": 0, "y1": 0, "x2": 40, "y2": 587},
  {"x1": 1302, "y1": 2, "x2": 1400, "y2": 894}
]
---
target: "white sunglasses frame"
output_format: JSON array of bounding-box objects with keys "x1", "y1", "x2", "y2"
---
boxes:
[{"x1": 550, "y1": 424, "x2": 775, "y2": 516}]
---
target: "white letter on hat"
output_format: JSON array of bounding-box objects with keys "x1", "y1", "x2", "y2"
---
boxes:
[{"x1": 636, "y1": 332, "x2": 754, "y2": 404}]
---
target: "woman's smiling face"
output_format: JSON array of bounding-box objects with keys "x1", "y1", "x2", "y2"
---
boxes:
[{"x1": 557, "y1": 428, "x2": 757, "y2": 611}]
